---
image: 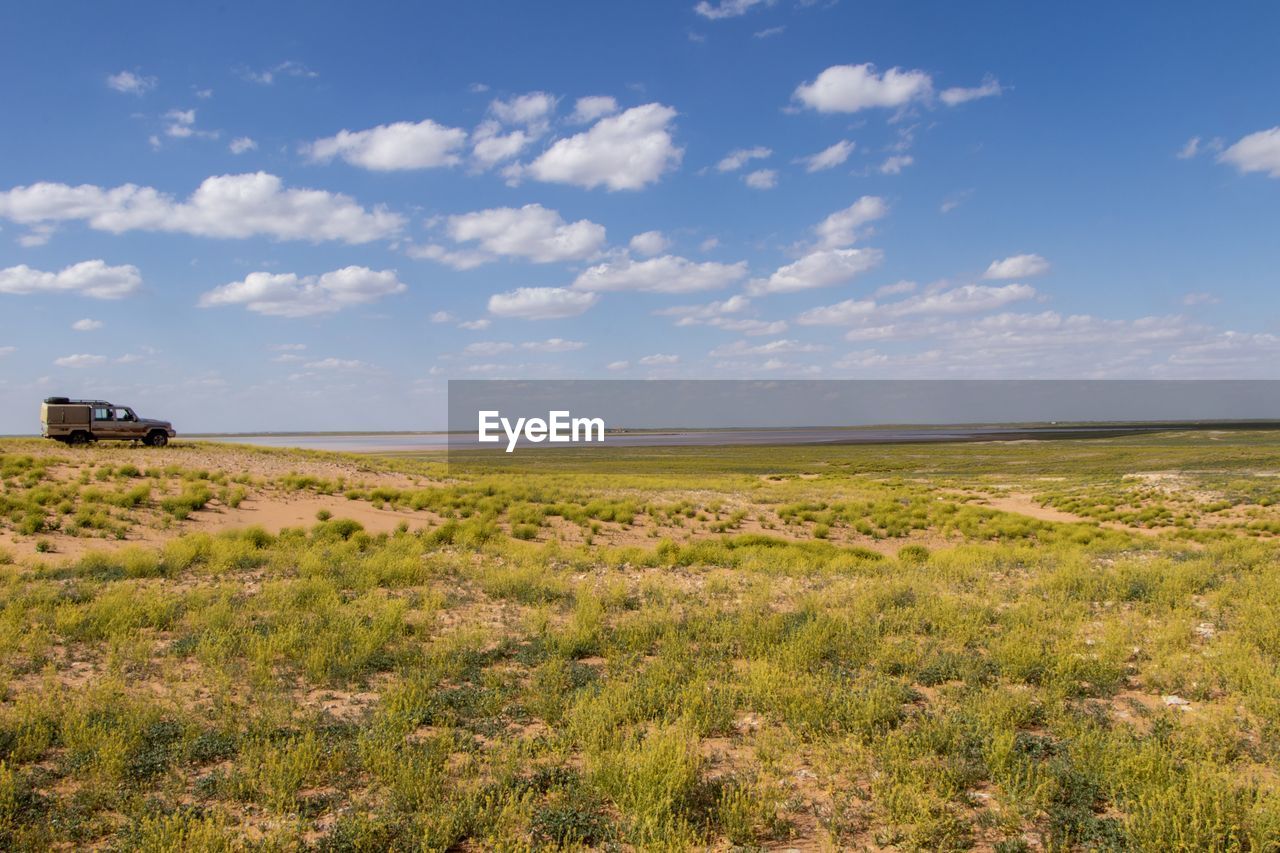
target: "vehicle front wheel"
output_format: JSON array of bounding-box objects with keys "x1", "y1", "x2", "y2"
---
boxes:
[{"x1": 146, "y1": 431, "x2": 169, "y2": 447}]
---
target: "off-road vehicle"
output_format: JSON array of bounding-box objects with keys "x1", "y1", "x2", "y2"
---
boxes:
[{"x1": 41, "y1": 397, "x2": 177, "y2": 446}]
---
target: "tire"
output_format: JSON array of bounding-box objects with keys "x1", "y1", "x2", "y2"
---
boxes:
[
  {"x1": 147, "y1": 431, "x2": 169, "y2": 448},
  {"x1": 67, "y1": 431, "x2": 90, "y2": 446}
]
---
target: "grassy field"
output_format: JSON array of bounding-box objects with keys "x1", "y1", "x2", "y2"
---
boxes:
[{"x1": 1, "y1": 432, "x2": 1279, "y2": 850}]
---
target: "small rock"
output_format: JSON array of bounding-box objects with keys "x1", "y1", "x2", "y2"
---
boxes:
[
  {"x1": 1162, "y1": 694, "x2": 1191, "y2": 708},
  {"x1": 1194, "y1": 622, "x2": 1216, "y2": 639}
]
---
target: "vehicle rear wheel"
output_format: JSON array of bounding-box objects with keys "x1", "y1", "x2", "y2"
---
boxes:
[
  {"x1": 67, "y1": 431, "x2": 90, "y2": 446},
  {"x1": 147, "y1": 431, "x2": 169, "y2": 447}
]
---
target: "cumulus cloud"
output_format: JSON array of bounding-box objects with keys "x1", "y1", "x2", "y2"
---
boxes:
[
  {"x1": 106, "y1": 70, "x2": 156, "y2": 94},
  {"x1": 0, "y1": 261, "x2": 141, "y2": 299},
  {"x1": 304, "y1": 358, "x2": 368, "y2": 370},
  {"x1": 430, "y1": 311, "x2": 456, "y2": 323},
  {"x1": 1219, "y1": 127, "x2": 1280, "y2": 178},
  {"x1": 639, "y1": 353, "x2": 679, "y2": 365},
  {"x1": 984, "y1": 253, "x2": 1050, "y2": 279},
  {"x1": 521, "y1": 338, "x2": 586, "y2": 352},
  {"x1": 72, "y1": 318, "x2": 104, "y2": 331},
  {"x1": 240, "y1": 60, "x2": 317, "y2": 85},
  {"x1": 606, "y1": 360, "x2": 629, "y2": 371},
  {"x1": 573, "y1": 254, "x2": 748, "y2": 294},
  {"x1": 571, "y1": 96, "x2": 619, "y2": 123},
  {"x1": 54, "y1": 354, "x2": 107, "y2": 368},
  {"x1": 629, "y1": 230, "x2": 670, "y2": 256},
  {"x1": 798, "y1": 283, "x2": 1037, "y2": 325},
  {"x1": 525, "y1": 104, "x2": 682, "y2": 190},
  {"x1": 488, "y1": 287, "x2": 597, "y2": 320},
  {"x1": 490, "y1": 92, "x2": 557, "y2": 129},
  {"x1": 716, "y1": 146, "x2": 771, "y2": 172},
  {"x1": 0, "y1": 172, "x2": 403, "y2": 243},
  {"x1": 229, "y1": 136, "x2": 257, "y2": 154},
  {"x1": 198, "y1": 266, "x2": 406, "y2": 317},
  {"x1": 656, "y1": 295, "x2": 787, "y2": 335},
  {"x1": 1183, "y1": 292, "x2": 1221, "y2": 306},
  {"x1": 801, "y1": 140, "x2": 854, "y2": 172},
  {"x1": 694, "y1": 0, "x2": 773, "y2": 19},
  {"x1": 459, "y1": 318, "x2": 491, "y2": 330},
  {"x1": 415, "y1": 204, "x2": 606, "y2": 269},
  {"x1": 748, "y1": 248, "x2": 883, "y2": 295},
  {"x1": 710, "y1": 338, "x2": 823, "y2": 357},
  {"x1": 879, "y1": 154, "x2": 914, "y2": 175},
  {"x1": 470, "y1": 121, "x2": 531, "y2": 169},
  {"x1": 744, "y1": 169, "x2": 778, "y2": 189},
  {"x1": 814, "y1": 196, "x2": 888, "y2": 248},
  {"x1": 463, "y1": 341, "x2": 515, "y2": 357},
  {"x1": 939, "y1": 77, "x2": 1003, "y2": 106},
  {"x1": 793, "y1": 63, "x2": 932, "y2": 113},
  {"x1": 308, "y1": 119, "x2": 467, "y2": 170}
]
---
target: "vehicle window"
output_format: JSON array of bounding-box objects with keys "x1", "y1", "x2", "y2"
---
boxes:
[
  {"x1": 93, "y1": 407, "x2": 111, "y2": 420},
  {"x1": 115, "y1": 408, "x2": 133, "y2": 420}
]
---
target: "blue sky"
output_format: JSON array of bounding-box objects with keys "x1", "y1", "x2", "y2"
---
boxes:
[{"x1": 2, "y1": 0, "x2": 1279, "y2": 432}]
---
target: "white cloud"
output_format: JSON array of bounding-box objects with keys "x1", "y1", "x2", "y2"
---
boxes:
[
  {"x1": 305, "y1": 358, "x2": 368, "y2": 370},
  {"x1": 230, "y1": 136, "x2": 257, "y2": 154},
  {"x1": 0, "y1": 172, "x2": 403, "y2": 243},
  {"x1": 72, "y1": 318, "x2": 103, "y2": 331},
  {"x1": 571, "y1": 96, "x2": 619, "y2": 124},
  {"x1": 0, "y1": 346, "x2": 14, "y2": 357},
  {"x1": 717, "y1": 146, "x2": 771, "y2": 172},
  {"x1": 573, "y1": 254, "x2": 748, "y2": 293},
  {"x1": 879, "y1": 154, "x2": 914, "y2": 175},
  {"x1": 875, "y1": 280, "x2": 916, "y2": 297},
  {"x1": 794, "y1": 63, "x2": 933, "y2": 113},
  {"x1": 198, "y1": 266, "x2": 406, "y2": 318},
  {"x1": 699, "y1": 236, "x2": 720, "y2": 252},
  {"x1": 694, "y1": 0, "x2": 773, "y2": 19},
  {"x1": 106, "y1": 70, "x2": 156, "y2": 95},
  {"x1": 418, "y1": 204, "x2": 606, "y2": 268},
  {"x1": 464, "y1": 341, "x2": 515, "y2": 357},
  {"x1": 459, "y1": 318, "x2": 491, "y2": 330},
  {"x1": 488, "y1": 287, "x2": 597, "y2": 320},
  {"x1": 744, "y1": 169, "x2": 778, "y2": 189},
  {"x1": 526, "y1": 104, "x2": 682, "y2": 190},
  {"x1": 490, "y1": 92, "x2": 557, "y2": 129},
  {"x1": 271, "y1": 343, "x2": 307, "y2": 351},
  {"x1": 939, "y1": 77, "x2": 1003, "y2": 106},
  {"x1": 0, "y1": 261, "x2": 141, "y2": 299},
  {"x1": 639, "y1": 353, "x2": 679, "y2": 365},
  {"x1": 814, "y1": 196, "x2": 888, "y2": 248},
  {"x1": 308, "y1": 119, "x2": 467, "y2": 170},
  {"x1": 1219, "y1": 127, "x2": 1280, "y2": 178},
  {"x1": 606, "y1": 360, "x2": 629, "y2": 371},
  {"x1": 1183, "y1": 292, "x2": 1221, "y2": 306},
  {"x1": 748, "y1": 248, "x2": 883, "y2": 295},
  {"x1": 241, "y1": 61, "x2": 316, "y2": 85},
  {"x1": 54, "y1": 354, "x2": 107, "y2": 368},
  {"x1": 521, "y1": 338, "x2": 586, "y2": 352},
  {"x1": 470, "y1": 121, "x2": 530, "y2": 169},
  {"x1": 801, "y1": 140, "x2": 854, "y2": 172},
  {"x1": 710, "y1": 338, "x2": 823, "y2": 357},
  {"x1": 430, "y1": 311, "x2": 456, "y2": 323},
  {"x1": 629, "y1": 230, "x2": 670, "y2": 256},
  {"x1": 798, "y1": 282, "x2": 1037, "y2": 325},
  {"x1": 657, "y1": 294, "x2": 751, "y2": 321},
  {"x1": 164, "y1": 109, "x2": 198, "y2": 138},
  {"x1": 984, "y1": 253, "x2": 1050, "y2": 279},
  {"x1": 754, "y1": 26, "x2": 785, "y2": 38}
]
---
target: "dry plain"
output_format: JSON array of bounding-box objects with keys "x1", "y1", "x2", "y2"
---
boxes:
[{"x1": 1, "y1": 432, "x2": 1279, "y2": 850}]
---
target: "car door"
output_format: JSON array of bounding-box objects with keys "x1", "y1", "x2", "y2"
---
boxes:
[
  {"x1": 115, "y1": 407, "x2": 143, "y2": 439},
  {"x1": 92, "y1": 405, "x2": 118, "y2": 439}
]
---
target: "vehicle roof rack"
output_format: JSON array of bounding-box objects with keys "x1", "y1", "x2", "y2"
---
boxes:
[{"x1": 44, "y1": 397, "x2": 114, "y2": 406}]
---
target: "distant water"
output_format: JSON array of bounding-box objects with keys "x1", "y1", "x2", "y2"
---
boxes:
[{"x1": 193, "y1": 423, "x2": 1198, "y2": 453}]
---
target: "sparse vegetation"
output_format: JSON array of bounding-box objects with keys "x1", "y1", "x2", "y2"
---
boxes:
[{"x1": 0, "y1": 431, "x2": 1278, "y2": 848}]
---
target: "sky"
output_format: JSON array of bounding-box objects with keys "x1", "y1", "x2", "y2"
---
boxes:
[{"x1": 1, "y1": 0, "x2": 1279, "y2": 433}]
